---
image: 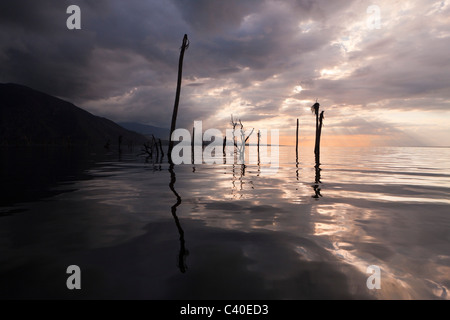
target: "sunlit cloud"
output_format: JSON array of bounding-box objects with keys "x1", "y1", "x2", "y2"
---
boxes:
[{"x1": 0, "y1": 0, "x2": 449, "y2": 146}]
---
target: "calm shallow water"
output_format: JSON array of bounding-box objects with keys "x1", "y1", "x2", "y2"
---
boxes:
[{"x1": 0, "y1": 146, "x2": 449, "y2": 299}]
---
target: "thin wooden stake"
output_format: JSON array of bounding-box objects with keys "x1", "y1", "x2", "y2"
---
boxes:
[
  {"x1": 158, "y1": 139, "x2": 164, "y2": 158},
  {"x1": 191, "y1": 126, "x2": 195, "y2": 165},
  {"x1": 257, "y1": 130, "x2": 261, "y2": 164},
  {"x1": 223, "y1": 136, "x2": 227, "y2": 155},
  {"x1": 296, "y1": 119, "x2": 299, "y2": 161},
  {"x1": 316, "y1": 111, "x2": 325, "y2": 164}
]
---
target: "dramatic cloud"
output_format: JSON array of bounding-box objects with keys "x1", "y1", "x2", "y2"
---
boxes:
[{"x1": 1, "y1": 0, "x2": 449, "y2": 146}]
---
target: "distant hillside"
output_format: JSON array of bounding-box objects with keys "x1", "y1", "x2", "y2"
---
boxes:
[
  {"x1": 0, "y1": 83, "x2": 147, "y2": 147},
  {"x1": 118, "y1": 122, "x2": 170, "y2": 141}
]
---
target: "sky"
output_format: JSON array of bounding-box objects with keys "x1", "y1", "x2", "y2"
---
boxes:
[{"x1": 1, "y1": 0, "x2": 449, "y2": 146}]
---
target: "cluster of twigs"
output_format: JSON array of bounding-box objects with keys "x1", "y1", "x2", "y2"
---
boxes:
[
  {"x1": 140, "y1": 135, "x2": 164, "y2": 163},
  {"x1": 230, "y1": 115, "x2": 254, "y2": 163}
]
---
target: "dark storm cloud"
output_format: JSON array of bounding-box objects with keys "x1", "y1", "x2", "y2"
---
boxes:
[
  {"x1": 0, "y1": 0, "x2": 64, "y2": 31},
  {"x1": 171, "y1": 0, "x2": 260, "y2": 35},
  {"x1": 0, "y1": 1, "x2": 98, "y2": 98},
  {"x1": 0, "y1": 0, "x2": 187, "y2": 99},
  {"x1": 0, "y1": 0, "x2": 354, "y2": 127},
  {"x1": 0, "y1": 0, "x2": 449, "y2": 142}
]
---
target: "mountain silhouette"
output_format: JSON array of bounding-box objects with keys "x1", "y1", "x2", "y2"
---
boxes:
[
  {"x1": 0, "y1": 83, "x2": 147, "y2": 147},
  {"x1": 118, "y1": 122, "x2": 169, "y2": 141}
]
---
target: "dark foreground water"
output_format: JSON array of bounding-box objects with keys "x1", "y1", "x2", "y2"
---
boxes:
[{"x1": 0, "y1": 146, "x2": 449, "y2": 299}]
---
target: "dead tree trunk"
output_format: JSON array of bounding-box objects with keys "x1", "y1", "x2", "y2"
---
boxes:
[
  {"x1": 311, "y1": 100, "x2": 320, "y2": 158},
  {"x1": 168, "y1": 34, "x2": 189, "y2": 164}
]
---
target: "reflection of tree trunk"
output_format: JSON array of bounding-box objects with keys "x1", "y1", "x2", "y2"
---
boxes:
[
  {"x1": 314, "y1": 161, "x2": 321, "y2": 184},
  {"x1": 232, "y1": 163, "x2": 236, "y2": 195},
  {"x1": 312, "y1": 184, "x2": 322, "y2": 199},
  {"x1": 168, "y1": 163, "x2": 188, "y2": 273},
  {"x1": 312, "y1": 161, "x2": 323, "y2": 199}
]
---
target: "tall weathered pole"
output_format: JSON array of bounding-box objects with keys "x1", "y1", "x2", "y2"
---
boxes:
[
  {"x1": 191, "y1": 126, "x2": 195, "y2": 165},
  {"x1": 168, "y1": 34, "x2": 189, "y2": 163},
  {"x1": 296, "y1": 118, "x2": 299, "y2": 161},
  {"x1": 316, "y1": 111, "x2": 325, "y2": 163},
  {"x1": 312, "y1": 101, "x2": 320, "y2": 157},
  {"x1": 257, "y1": 130, "x2": 261, "y2": 165}
]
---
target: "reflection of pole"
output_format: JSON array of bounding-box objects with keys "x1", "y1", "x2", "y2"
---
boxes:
[
  {"x1": 314, "y1": 161, "x2": 321, "y2": 184},
  {"x1": 168, "y1": 164, "x2": 188, "y2": 273},
  {"x1": 168, "y1": 34, "x2": 189, "y2": 164},
  {"x1": 312, "y1": 162, "x2": 323, "y2": 199},
  {"x1": 231, "y1": 163, "x2": 236, "y2": 197}
]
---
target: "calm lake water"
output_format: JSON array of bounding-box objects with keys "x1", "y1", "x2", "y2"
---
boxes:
[{"x1": 0, "y1": 146, "x2": 449, "y2": 299}]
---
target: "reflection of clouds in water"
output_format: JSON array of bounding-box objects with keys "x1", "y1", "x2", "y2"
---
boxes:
[
  {"x1": 81, "y1": 179, "x2": 141, "y2": 213},
  {"x1": 315, "y1": 204, "x2": 367, "y2": 237},
  {"x1": 96, "y1": 147, "x2": 449, "y2": 299},
  {"x1": 2, "y1": 146, "x2": 449, "y2": 299},
  {"x1": 163, "y1": 220, "x2": 373, "y2": 299},
  {"x1": 310, "y1": 201, "x2": 450, "y2": 299}
]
